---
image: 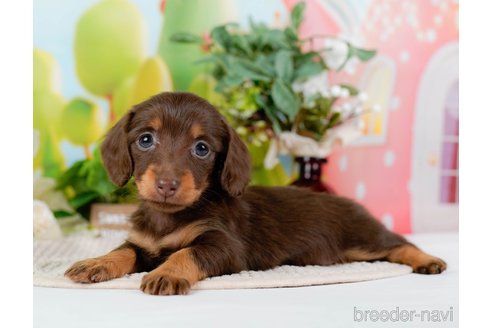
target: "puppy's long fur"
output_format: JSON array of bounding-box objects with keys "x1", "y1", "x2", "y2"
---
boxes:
[{"x1": 65, "y1": 92, "x2": 446, "y2": 295}]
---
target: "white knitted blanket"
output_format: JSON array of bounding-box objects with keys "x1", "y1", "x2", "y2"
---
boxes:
[{"x1": 33, "y1": 232, "x2": 412, "y2": 290}]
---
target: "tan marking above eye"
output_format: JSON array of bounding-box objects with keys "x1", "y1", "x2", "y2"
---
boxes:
[
  {"x1": 150, "y1": 117, "x2": 162, "y2": 130},
  {"x1": 127, "y1": 220, "x2": 216, "y2": 255},
  {"x1": 191, "y1": 123, "x2": 203, "y2": 139}
]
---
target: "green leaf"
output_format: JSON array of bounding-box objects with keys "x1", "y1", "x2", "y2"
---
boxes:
[
  {"x1": 271, "y1": 79, "x2": 300, "y2": 120},
  {"x1": 284, "y1": 27, "x2": 298, "y2": 42},
  {"x1": 263, "y1": 30, "x2": 291, "y2": 49},
  {"x1": 263, "y1": 106, "x2": 282, "y2": 133},
  {"x1": 353, "y1": 47, "x2": 377, "y2": 61},
  {"x1": 231, "y1": 35, "x2": 252, "y2": 56},
  {"x1": 211, "y1": 25, "x2": 231, "y2": 49},
  {"x1": 215, "y1": 74, "x2": 243, "y2": 92},
  {"x1": 56, "y1": 160, "x2": 85, "y2": 189},
  {"x1": 290, "y1": 2, "x2": 306, "y2": 31},
  {"x1": 194, "y1": 55, "x2": 220, "y2": 65},
  {"x1": 53, "y1": 210, "x2": 75, "y2": 218},
  {"x1": 255, "y1": 55, "x2": 276, "y2": 77},
  {"x1": 254, "y1": 94, "x2": 282, "y2": 133},
  {"x1": 170, "y1": 32, "x2": 202, "y2": 44},
  {"x1": 275, "y1": 50, "x2": 294, "y2": 82},
  {"x1": 68, "y1": 191, "x2": 100, "y2": 209},
  {"x1": 233, "y1": 58, "x2": 272, "y2": 81},
  {"x1": 295, "y1": 51, "x2": 325, "y2": 69},
  {"x1": 294, "y1": 61, "x2": 325, "y2": 80},
  {"x1": 338, "y1": 44, "x2": 377, "y2": 71},
  {"x1": 340, "y1": 84, "x2": 359, "y2": 96},
  {"x1": 86, "y1": 160, "x2": 117, "y2": 196},
  {"x1": 327, "y1": 112, "x2": 341, "y2": 128}
]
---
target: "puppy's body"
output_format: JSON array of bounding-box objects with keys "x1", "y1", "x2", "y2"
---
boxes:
[
  {"x1": 66, "y1": 92, "x2": 446, "y2": 295},
  {"x1": 130, "y1": 186, "x2": 407, "y2": 272}
]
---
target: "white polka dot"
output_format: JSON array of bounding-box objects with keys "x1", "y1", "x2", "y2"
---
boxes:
[
  {"x1": 386, "y1": 25, "x2": 395, "y2": 36},
  {"x1": 384, "y1": 150, "x2": 396, "y2": 167},
  {"x1": 355, "y1": 182, "x2": 366, "y2": 200},
  {"x1": 426, "y1": 29, "x2": 437, "y2": 43},
  {"x1": 374, "y1": 6, "x2": 382, "y2": 17},
  {"x1": 338, "y1": 155, "x2": 348, "y2": 172},
  {"x1": 381, "y1": 2, "x2": 390, "y2": 13},
  {"x1": 400, "y1": 51, "x2": 410, "y2": 63},
  {"x1": 390, "y1": 96, "x2": 400, "y2": 111},
  {"x1": 381, "y1": 213, "x2": 394, "y2": 231},
  {"x1": 434, "y1": 15, "x2": 443, "y2": 26},
  {"x1": 379, "y1": 31, "x2": 389, "y2": 42},
  {"x1": 407, "y1": 14, "x2": 419, "y2": 28}
]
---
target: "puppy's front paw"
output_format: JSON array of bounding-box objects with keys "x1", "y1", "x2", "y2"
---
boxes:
[
  {"x1": 140, "y1": 273, "x2": 191, "y2": 295},
  {"x1": 65, "y1": 258, "x2": 114, "y2": 283}
]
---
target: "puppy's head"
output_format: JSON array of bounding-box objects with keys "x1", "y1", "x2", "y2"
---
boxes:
[{"x1": 101, "y1": 92, "x2": 251, "y2": 213}]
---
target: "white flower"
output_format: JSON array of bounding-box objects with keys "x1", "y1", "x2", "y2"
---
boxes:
[
  {"x1": 33, "y1": 200, "x2": 63, "y2": 240},
  {"x1": 340, "y1": 88, "x2": 350, "y2": 98},
  {"x1": 357, "y1": 92, "x2": 368, "y2": 103},
  {"x1": 33, "y1": 173, "x2": 73, "y2": 213},
  {"x1": 292, "y1": 72, "x2": 330, "y2": 99},
  {"x1": 342, "y1": 102, "x2": 353, "y2": 113},
  {"x1": 344, "y1": 57, "x2": 359, "y2": 75},
  {"x1": 264, "y1": 125, "x2": 363, "y2": 169},
  {"x1": 323, "y1": 38, "x2": 349, "y2": 70},
  {"x1": 330, "y1": 85, "x2": 342, "y2": 97}
]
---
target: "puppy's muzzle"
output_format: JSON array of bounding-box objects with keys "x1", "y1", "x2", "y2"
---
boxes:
[{"x1": 155, "y1": 178, "x2": 180, "y2": 198}]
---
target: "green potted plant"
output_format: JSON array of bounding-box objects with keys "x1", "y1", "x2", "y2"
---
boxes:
[{"x1": 171, "y1": 2, "x2": 377, "y2": 190}]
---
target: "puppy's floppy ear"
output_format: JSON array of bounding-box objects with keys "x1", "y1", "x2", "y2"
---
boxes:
[
  {"x1": 101, "y1": 111, "x2": 134, "y2": 187},
  {"x1": 221, "y1": 121, "x2": 251, "y2": 197}
]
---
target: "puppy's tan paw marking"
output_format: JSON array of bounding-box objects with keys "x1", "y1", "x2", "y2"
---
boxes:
[
  {"x1": 64, "y1": 259, "x2": 114, "y2": 283},
  {"x1": 140, "y1": 273, "x2": 191, "y2": 296}
]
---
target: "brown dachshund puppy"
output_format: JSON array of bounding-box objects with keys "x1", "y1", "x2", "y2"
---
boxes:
[{"x1": 65, "y1": 92, "x2": 446, "y2": 295}]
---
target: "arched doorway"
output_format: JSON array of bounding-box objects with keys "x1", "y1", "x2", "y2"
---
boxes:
[{"x1": 411, "y1": 43, "x2": 459, "y2": 232}]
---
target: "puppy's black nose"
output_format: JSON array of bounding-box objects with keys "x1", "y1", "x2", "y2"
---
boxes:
[{"x1": 156, "y1": 179, "x2": 179, "y2": 197}]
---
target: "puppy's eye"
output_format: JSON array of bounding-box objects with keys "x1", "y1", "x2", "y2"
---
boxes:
[
  {"x1": 192, "y1": 141, "x2": 210, "y2": 159},
  {"x1": 137, "y1": 133, "x2": 155, "y2": 150}
]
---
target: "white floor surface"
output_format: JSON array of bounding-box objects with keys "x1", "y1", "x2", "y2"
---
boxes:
[{"x1": 34, "y1": 233, "x2": 458, "y2": 328}]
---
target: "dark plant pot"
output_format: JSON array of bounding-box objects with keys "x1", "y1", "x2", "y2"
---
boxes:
[{"x1": 291, "y1": 157, "x2": 336, "y2": 194}]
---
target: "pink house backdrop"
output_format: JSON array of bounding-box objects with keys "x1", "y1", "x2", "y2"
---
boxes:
[
  {"x1": 34, "y1": 0, "x2": 459, "y2": 234},
  {"x1": 285, "y1": 0, "x2": 459, "y2": 234}
]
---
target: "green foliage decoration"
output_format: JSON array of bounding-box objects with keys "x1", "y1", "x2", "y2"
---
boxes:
[{"x1": 171, "y1": 2, "x2": 376, "y2": 184}]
